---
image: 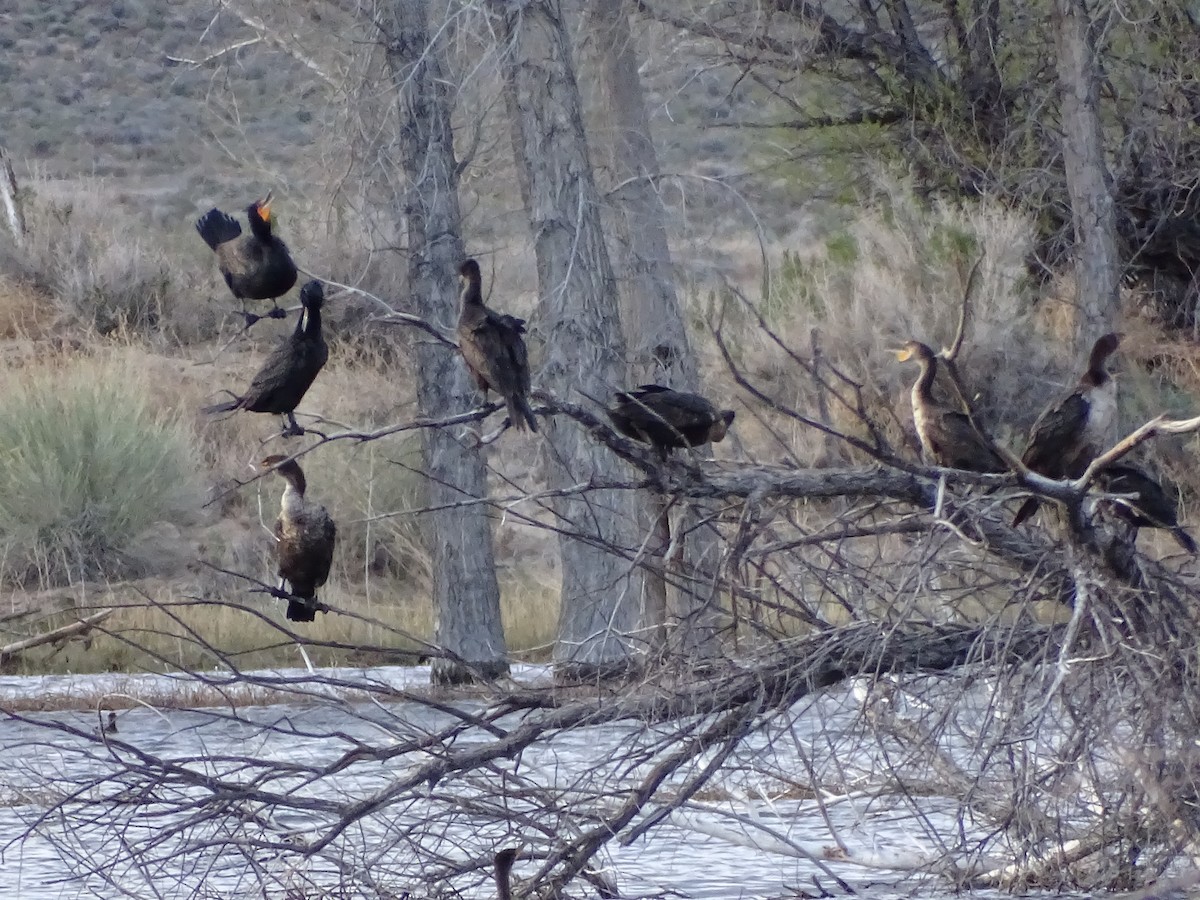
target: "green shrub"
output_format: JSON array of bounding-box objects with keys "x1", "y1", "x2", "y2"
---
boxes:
[{"x1": 0, "y1": 360, "x2": 200, "y2": 587}]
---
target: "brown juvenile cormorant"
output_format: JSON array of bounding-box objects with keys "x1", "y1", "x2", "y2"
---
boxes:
[
  {"x1": 494, "y1": 848, "x2": 517, "y2": 900},
  {"x1": 202, "y1": 280, "x2": 329, "y2": 437},
  {"x1": 1093, "y1": 462, "x2": 1196, "y2": 553},
  {"x1": 894, "y1": 341, "x2": 1006, "y2": 472},
  {"x1": 607, "y1": 385, "x2": 735, "y2": 459},
  {"x1": 457, "y1": 259, "x2": 538, "y2": 432},
  {"x1": 196, "y1": 192, "x2": 297, "y2": 326},
  {"x1": 260, "y1": 454, "x2": 337, "y2": 623},
  {"x1": 1013, "y1": 332, "x2": 1122, "y2": 526}
]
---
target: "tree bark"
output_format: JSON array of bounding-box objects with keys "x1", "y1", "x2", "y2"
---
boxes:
[
  {"x1": 577, "y1": 0, "x2": 723, "y2": 659},
  {"x1": 1053, "y1": 0, "x2": 1121, "y2": 353},
  {"x1": 377, "y1": 0, "x2": 508, "y2": 685},
  {"x1": 489, "y1": 0, "x2": 641, "y2": 678}
]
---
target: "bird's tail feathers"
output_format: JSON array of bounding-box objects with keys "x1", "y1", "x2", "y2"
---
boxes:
[
  {"x1": 1012, "y1": 497, "x2": 1040, "y2": 528},
  {"x1": 201, "y1": 397, "x2": 241, "y2": 416},
  {"x1": 286, "y1": 599, "x2": 318, "y2": 623},
  {"x1": 507, "y1": 394, "x2": 538, "y2": 433},
  {"x1": 1174, "y1": 527, "x2": 1198, "y2": 555},
  {"x1": 196, "y1": 209, "x2": 242, "y2": 250}
]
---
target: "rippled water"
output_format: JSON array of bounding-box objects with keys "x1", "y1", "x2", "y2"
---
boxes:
[{"x1": 0, "y1": 667, "x2": 1079, "y2": 900}]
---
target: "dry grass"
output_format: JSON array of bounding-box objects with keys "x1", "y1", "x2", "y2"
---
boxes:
[{"x1": 1, "y1": 570, "x2": 560, "y2": 679}]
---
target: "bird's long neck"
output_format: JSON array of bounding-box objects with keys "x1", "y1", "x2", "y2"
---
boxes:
[
  {"x1": 494, "y1": 856, "x2": 514, "y2": 900},
  {"x1": 248, "y1": 208, "x2": 273, "y2": 241},
  {"x1": 303, "y1": 303, "x2": 321, "y2": 338},
  {"x1": 276, "y1": 461, "x2": 307, "y2": 514},
  {"x1": 461, "y1": 277, "x2": 484, "y2": 310},
  {"x1": 1083, "y1": 355, "x2": 1111, "y2": 388},
  {"x1": 911, "y1": 355, "x2": 937, "y2": 405}
]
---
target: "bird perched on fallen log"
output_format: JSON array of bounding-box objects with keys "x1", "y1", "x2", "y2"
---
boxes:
[
  {"x1": 196, "y1": 192, "x2": 297, "y2": 327},
  {"x1": 1093, "y1": 462, "x2": 1196, "y2": 554},
  {"x1": 894, "y1": 340, "x2": 1006, "y2": 472},
  {"x1": 457, "y1": 259, "x2": 538, "y2": 432},
  {"x1": 259, "y1": 454, "x2": 337, "y2": 623},
  {"x1": 202, "y1": 280, "x2": 328, "y2": 437},
  {"x1": 1013, "y1": 332, "x2": 1122, "y2": 527},
  {"x1": 606, "y1": 385, "x2": 735, "y2": 459}
]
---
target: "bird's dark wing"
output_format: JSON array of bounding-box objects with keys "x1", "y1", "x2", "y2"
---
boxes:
[
  {"x1": 1022, "y1": 390, "x2": 1089, "y2": 475},
  {"x1": 196, "y1": 209, "x2": 241, "y2": 251},
  {"x1": 931, "y1": 410, "x2": 1005, "y2": 472}
]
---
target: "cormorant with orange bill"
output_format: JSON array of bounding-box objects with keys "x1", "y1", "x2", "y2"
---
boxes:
[
  {"x1": 457, "y1": 259, "x2": 538, "y2": 432},
  {"x1": 894, "y1": 340, "x2": 1006, "y2": 472},
  {"x1": 259, "y1": 454, "x2": 337, "y2": 623},
  {"x1": 1013, "y1": 332, "x2": 1122, "y2": 527},
  {"x1": 607, "y1": 385, "x2": 735, "y2": 459},
  {"x1": 196, "y1": 192, "x2": 297, "y2": 327},
  {"x1": 202, "y1": 280, "x2": 328, "y2": 437}
]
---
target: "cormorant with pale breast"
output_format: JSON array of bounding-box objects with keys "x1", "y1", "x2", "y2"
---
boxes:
[
  {"x1": 196, "y1": 192, "x2": 297, "y2": 327},
  {"x1": 457, "y1": 259, "x2": 538, "y2": 432},
  {"x1": 606, "y1": 385, "x2": 735, "y2": 459},
  {"x1": 202, "y1": 280, "x2": 328, "y2": 437},
  {"x1": 1093, "y1": 462, "x2": 1196, "y2": 553},
  {"x1": 260, "y1": 454, "x2": 337, "y2": 623},
  {"x1": 1013, "y1": 332, "x2": 1122, "y2": 526},
  {"x1": 894, "y1": 341, "x2": 1006, "y2": 472}
]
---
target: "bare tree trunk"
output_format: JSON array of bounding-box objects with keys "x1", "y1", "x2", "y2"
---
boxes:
[
  {"x1": 377, "y1": 0, "x2": 508, "y2": 685},
  {"x1": 0, "y1": 147, "x2": 25, "y2": 249},
  {"x1": 577, "y1": 0, "x2": 724, "y2": 659},
  {"x1": 1054, "y1": 0, "x2": 1121, "y2": 353},
  {"x1": 488, "y1": 0, "x2": 641, "y2": 679}
]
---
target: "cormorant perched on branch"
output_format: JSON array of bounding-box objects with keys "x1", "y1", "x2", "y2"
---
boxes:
[
  {"x1": 607, "y1": 385, "x2": 735, "y2": 459},
  {"x1": 196, "y1": 192, "x2": 297, "y2": 327},
  {"x1": 1013, "y1": 332, "x2": 1122, "y2": 527},
  {"x1": 894, "y1": 341, "x2": 1005, "y2": 472},
  {"x1": 494, "y1": 848, "x2": 517, "y2": 900},
  {"x1": 260, "y1": 454, "x2": 337, "y2": 623},
  {"x1": 1094, "y1": 462, "x2": 1196, "y2": 554},
  {"x1": 202, "y1": 280, "x2": 329, "y2": 437},
  {"x1": 457, "y1": 259, "x2": 538, "y2": 432}
]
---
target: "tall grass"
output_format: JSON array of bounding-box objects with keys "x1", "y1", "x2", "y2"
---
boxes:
[{"x1": 0, "y1": 355, "x2": 201, "y2": 587}]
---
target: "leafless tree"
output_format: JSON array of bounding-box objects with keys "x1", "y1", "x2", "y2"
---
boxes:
[
  {"x1": 487, "y1": 0, "x2": 646, "y2": 678},
  {"x1": 370, "y1": 0, "x2": 509, "y2": 684}
]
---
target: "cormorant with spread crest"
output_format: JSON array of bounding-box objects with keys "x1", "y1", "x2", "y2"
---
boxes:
[
  {"x1": 894, "y1": 340, "x2": 1006, "y2": 472},
  {"x1": 202, "y1": 280, "x2": 328, "y2": 437},
  {"x1": 196, "y1": 192, "x2": 297, "y2": 327},
  {"x1": 260, "y1": 454, "x2": 337, "y2": 623},
  {"x1": 457, "y1": 259, "x2": 538, "y2": 432},
  {"x1": 1093, "y1": 462, "x2": 1196, "y2": 554},
  {"x1": 607, "y1": 385, "x2": 735, "y2": 459},
  {"x1": 1013, "y1": 332, "x2": 1122, "y2": 526}
]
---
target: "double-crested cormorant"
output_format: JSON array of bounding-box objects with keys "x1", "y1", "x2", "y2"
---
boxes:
[
  {"x1": 202, "y1": 280, "x2": 329, "y2": 437},
  {"x1": 894, "y1": 341, "x2": 1006, "y2": 472},
  {"x1": 1094, "y1": 463, "x2": 1196, "y2": 553},
  {"x1": 196, "y1": 192, "x2": 297, "y2": 326},
  {"x1": 494, "y1": 848, "x2": 517, "y2": 900},
  {"x1": 1013, "y1": 332, "x2": 1122, "y2": 526},
  {"x1": 607, "y1": 384, "x2": 735, "y2": 459},
  {"x1": 457, "y1": 259, "x2": 538, "y2": 432},
  {"x1": 260, "y1": 454, "x2": 337, "y2": 623}
]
